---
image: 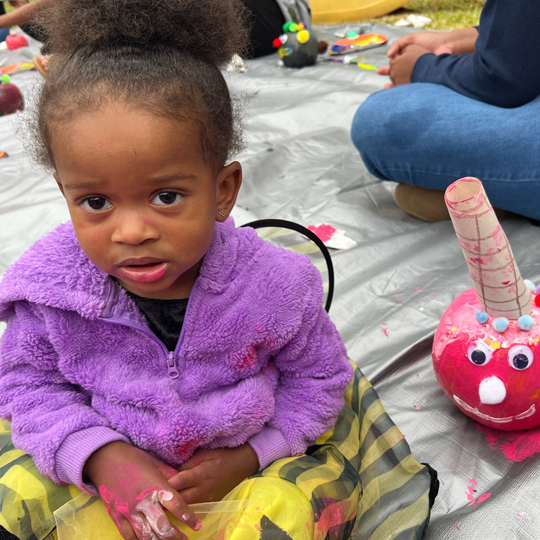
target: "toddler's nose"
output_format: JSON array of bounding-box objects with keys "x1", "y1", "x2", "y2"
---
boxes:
[{"x1": 479, "y1": 376, "x2": 506, "y2": 405}]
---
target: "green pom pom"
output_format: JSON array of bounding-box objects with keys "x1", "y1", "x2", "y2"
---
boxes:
[{"x1": 0, "y1": 74, "x2": 10, "y2": 84}]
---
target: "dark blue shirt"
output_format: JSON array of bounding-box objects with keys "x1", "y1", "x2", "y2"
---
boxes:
[{"x1": 412, "y1": 0, "x2": 540, "y2": 108}]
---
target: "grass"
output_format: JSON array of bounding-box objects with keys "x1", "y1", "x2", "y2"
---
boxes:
[{"x1": 367, "y1": 0, "x2": 485, "y2": 30}]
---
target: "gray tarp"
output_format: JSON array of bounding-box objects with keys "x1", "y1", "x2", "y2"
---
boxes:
[{"x1": 1, "y1": 24, "x2": 539, "y2": 539}]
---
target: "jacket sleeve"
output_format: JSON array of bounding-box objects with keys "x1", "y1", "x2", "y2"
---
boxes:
[
  {"x1": 257, "y1": 264, "x2": 353, "y2": 463},
  {"x1": 0, "y1": 302, "x2": 129, "y2": 491},
  {"x1": 411, "y1": 0, "x2": 540, "y2": 108}
]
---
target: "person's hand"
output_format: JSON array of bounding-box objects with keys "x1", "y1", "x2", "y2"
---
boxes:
[
  {"x1": 168, "y1": 444, "x2": 260, "y2": 504},
  {"x1": 387, "y1": 32, "x2": 453, "y2": 59},
  {"x1": 387, "y1": 28, "x2": 479, "y2": 59},
  {"x1": 84, "y1": 441, "x2": 201, "y2": 540},
  {"x1": 377, "y1": 45, "x2": 430, "y2": 88}
]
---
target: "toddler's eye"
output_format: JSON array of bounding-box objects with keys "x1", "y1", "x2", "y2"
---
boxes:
[
  {"x1": 152, "y1": 192, "x2": 181, "y2": 206},
  {"x1": 508, "y1": 345, "x2": 534, "y2": 370},
  {"x1": 467, "y1": 341, "x2": 492, "y2": 366},
  {"x1": 82, "y1": 197, "x2": 112, "y2": 212}
]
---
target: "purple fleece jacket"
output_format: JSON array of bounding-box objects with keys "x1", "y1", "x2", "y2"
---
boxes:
[{"x1": 0, "y1": 218, "x2": 351, "y2": 493}]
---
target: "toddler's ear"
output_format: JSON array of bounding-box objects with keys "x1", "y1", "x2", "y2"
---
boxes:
[
  {"x1": 53, "y1": 172, "x2": 66, "y2": 198},
  {"x1": 215, "y1": 161, "x2": 242, "y2": 221}
]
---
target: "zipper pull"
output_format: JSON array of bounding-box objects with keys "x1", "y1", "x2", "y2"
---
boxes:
[{"x1": 167, "y1": 352, "x2": 179, "y2": 379}]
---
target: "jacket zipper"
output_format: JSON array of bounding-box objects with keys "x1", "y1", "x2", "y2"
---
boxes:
[{"x1": 99, "y1": 279, "x2": 199, "y2": 379}]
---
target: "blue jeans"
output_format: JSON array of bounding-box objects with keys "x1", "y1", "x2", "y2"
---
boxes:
[
  {"x1": 0, "y1": 28, "x2": 9, "y2": 43},
  {"x1": 351, "y1": 83, "x2": 540, "y2": 220}
]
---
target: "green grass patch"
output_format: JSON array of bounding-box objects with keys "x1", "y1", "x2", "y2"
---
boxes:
[{"x1": 368, "y1": 0, "x2": 485, "y2": 30}]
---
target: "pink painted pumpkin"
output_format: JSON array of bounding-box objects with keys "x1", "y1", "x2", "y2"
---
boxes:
[
  {"x1": 433, "y1": 288, "x2": 540, "y2": 431},
  {"x1": 433, "y1": 177, "x2": 540, "y2": 432}
]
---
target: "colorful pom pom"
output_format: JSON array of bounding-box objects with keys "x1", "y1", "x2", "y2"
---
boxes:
[
  {"x1": 492, "y1": 317, "x2": 510, "y2": 333},
  {"x1": 272, "y1": 37, "x2": 282, "y2": 48},
  {"x1": 297, "y1": 30, "x2": 310, "y2": 44},
  {"x1": 535, "y1": 295, "x2": 540, "y2": 308},
  {"x1": 476, "y1": 311, "x2": 489, "y2": 324},
  {"x1": 289, "y1": 23, "x2": 298, "y2": 32},
  {"x1": 518, "y1": 315, "x2": 535, "y2": 331},
  {"x1": 0, "y1": 74, "x2": 10, "y2": 84},
  {"x1": 525, "y1": 279, "x2": 537, "y2": 292},
  {"x1": 282, "y1": 21, "x2": 293, "y2": 32},
  {"x1": 279, "y1": 34, "x2": 288, "y2": 44}
]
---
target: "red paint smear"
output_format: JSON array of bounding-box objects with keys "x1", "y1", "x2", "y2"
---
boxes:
[
  {"x1": 455, "y1": 524, "x2": 461, "y2": 531},
  {"x1": 477, "y1": 493, "x2": 491, "y2": 504},
  {"x1": 477, "y1": 423, "x2": 540, "y2": 462},
  {"x1": 307, "y1": 223, "x2": 337, "y2": 242},
  {"x1": 381, "y1": 327, "x2": 389, "y2": 337}
]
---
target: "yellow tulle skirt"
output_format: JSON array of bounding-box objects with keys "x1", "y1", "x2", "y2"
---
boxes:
[{"x1": 0, "y1": 365, "x2": 437, "y2": 540}]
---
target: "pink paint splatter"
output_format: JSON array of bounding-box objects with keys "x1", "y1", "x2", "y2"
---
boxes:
[
  {"x1": 455, "y1": 524, "x2": 461, "y2": 531},
  {"x1": 469, "y1": 478, "x2": 478, "y2": 486},
  {"x1": 516, "y1": 512, "x2": 532, "y2": 522},
  {"x1": 476, "y1": 493, "x2": 491, "y2": 504},
  {"x1": 415, "y1": 286, "x2": 423, "y2": 291},
  {"x1": 381, "y1": 327, "x2": 389, "y2": 338},
  {"x1": 97, "y1": 141, "x2": 103, "y2": 148},
  {"x1": 414, "y1": 406, "x2": 420, "y2": 410},
  {"x1": 307, "y1": 223, "x2": 337, "y2": 242}
]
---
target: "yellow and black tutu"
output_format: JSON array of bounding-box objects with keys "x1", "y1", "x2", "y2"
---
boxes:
[{"x1": 0, "y1": 365, "x2": 438, "y2": 540}]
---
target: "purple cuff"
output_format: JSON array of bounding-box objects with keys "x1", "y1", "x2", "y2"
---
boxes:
[
  {"x1": 55, "y1": 426, "x2": 130, "y2": 494},
  {"x1": 248, "y1": 427, "x2": 291, "y2": 470}
]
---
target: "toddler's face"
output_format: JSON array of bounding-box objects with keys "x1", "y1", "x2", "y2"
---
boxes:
[{"x1": 52, "y1": 102, "x2": 240, "y2": 299}]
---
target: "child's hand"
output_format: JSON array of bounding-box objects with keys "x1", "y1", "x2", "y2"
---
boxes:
[
  {"x1": 85, "y1": 441, "x2": 201, "y2": 540},
  {"x1": 168, "y1": 444, "x2": 259, "y2": 504}
]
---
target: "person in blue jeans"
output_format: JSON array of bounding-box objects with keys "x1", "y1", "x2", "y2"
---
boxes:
[{"x1": 351, "y1": 0, "x2": 540, "y2": 222}]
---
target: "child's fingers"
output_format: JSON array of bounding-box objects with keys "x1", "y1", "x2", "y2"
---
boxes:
[
  {"x1": 159, "y1": 490, "x2": 201, "y2": 533},
  {"x1": 117, "y1": 517, "x2": 139, "y2": 540},
  {"x1": 136, "y1": 490, "x2": 187, "y2": 540},
  {"x1": 376, "y1": 66, "x2": 390, "y2": 76},
  {"x1": 167, "y1": 469, "x2": 200, "y2": 491}
]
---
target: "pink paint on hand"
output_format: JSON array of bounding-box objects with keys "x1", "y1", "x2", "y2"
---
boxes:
[{"x1": 307, "y1": 223, "x2": 337, "y2": 242}]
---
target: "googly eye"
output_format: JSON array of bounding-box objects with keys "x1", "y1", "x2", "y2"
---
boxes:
[
  {"x1": 467, "y1": 341, "x2": 492, "y2": 366},
  {"x1": 508, "y1": 345, "x2": 534, "y2": 370}
]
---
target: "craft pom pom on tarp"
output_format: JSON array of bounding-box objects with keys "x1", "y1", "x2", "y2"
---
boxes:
[
  {"x1": 433, "y1": 178, "x2": 540, "y2": 437},
  {"x1": 272, "y1": 21, "x2": 319, "y2": 68}
]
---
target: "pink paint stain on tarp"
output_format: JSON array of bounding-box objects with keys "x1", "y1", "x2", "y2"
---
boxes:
[
  {"x1": 477, "y1": 423, "x2": 540, "y2": 462},
  {"x1": 465, "y1": 478, "x2": 491, "y2": 507},
  {"x1": 381, "y1": 322, "x2": 389, "y2": 338},
  {"x1": 307, "y1": 223, "x2": 357, "y2": 250}
]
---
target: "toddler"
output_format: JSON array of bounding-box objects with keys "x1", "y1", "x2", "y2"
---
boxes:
[{"x1": 0, "y1": 0, "x2": 352, "y2": 538}]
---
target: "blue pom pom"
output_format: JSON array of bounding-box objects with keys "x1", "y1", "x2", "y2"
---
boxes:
[
  {"x1": 492, "y1": 317, "x2": 510, "y2": 333},
  {"x1": 476, "y1": 311, "x2": 489, "y2": 324},
  {"x1": 518, "y1": 315, "x2": 535, "y2": 331},
  {"x1": 524, "y1": 279, "x2": 536, "y2": 292}
]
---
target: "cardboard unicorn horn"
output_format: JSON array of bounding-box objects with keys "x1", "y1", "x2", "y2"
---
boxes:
[{"x1": 433, "y1": 177, "x2": 540, "y2": 442}]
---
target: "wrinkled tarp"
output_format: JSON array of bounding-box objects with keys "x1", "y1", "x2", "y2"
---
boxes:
[{"x1": 1, "y1": 24, "x2": 540, "y2": 539}]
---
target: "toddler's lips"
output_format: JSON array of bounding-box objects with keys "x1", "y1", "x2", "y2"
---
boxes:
[{"x1": 117, "y1": 261, "x2": 168, "y2": 284}]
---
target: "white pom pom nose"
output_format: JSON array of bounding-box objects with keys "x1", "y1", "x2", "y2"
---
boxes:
[{"x1": 479, "y1": 376, "x2": 507, "y2": 405}]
